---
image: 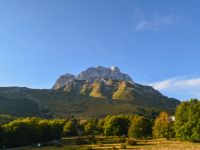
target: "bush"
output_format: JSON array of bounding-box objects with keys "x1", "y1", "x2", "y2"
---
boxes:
[
  {"x1": 126, "y1": 138, "x2": 137, "y2": 145},
  {"x1": 75, "y1": 138, "x2": 88, "y2": 145},
  {"x1": 116, "y1": 137, "x2": 126, "y2": 143},
  {"x1": 86, "y1": 135, "x2": 96, "y2": 144},
  {"x1": 75, "y1": 136, "x2": 96, "y2": 145},
  {"x1": 119, "y1": 143, "x2": 126, "y2": 149}
]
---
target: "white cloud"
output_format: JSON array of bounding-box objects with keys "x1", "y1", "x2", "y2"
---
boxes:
[
  {"x1": 150, "y1": 77, "x2": 200, "y2": 90},
  {"x1": 150, "y1": 78, "x2": 176, "y2": 90},
  {"x1": 149, "y1": 77, "x2": 200, "y2": 99},
  {"x1": 134, "y1": 13, "x2": 178, "y2": 31}
]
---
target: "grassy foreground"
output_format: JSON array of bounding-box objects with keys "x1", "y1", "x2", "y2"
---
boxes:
[{"x1": 15, "y1": 137, "x2": 200, "y2": 150}]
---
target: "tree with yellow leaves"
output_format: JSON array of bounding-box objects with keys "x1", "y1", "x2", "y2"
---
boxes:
[{"x1": 153, "y1": 112, "x2": 175, "y2": 140}]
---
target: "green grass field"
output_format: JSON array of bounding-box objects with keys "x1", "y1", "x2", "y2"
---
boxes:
[{"x1": 16, "y1": 137, "x2": 200, "y2": 150}]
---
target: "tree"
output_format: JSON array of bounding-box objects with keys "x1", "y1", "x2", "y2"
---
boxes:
[
  {"x1": 37, "y1": 120, "x2": 52, "y2": 142},
  {"x1": 63, "y1": 120, "x2": 78, "y2": 136},
  {"x1": 0, "y1": 126, "x2": 5, "y2": 147},
  {"x1": 1, "y1": 117, "x2": 67, "y2": 148},
  {"x1": 0, "y1": 115, "x2": 15, "y2": 126},
  {"x1": 128, "y1": 116, "x2": 152, "y2": 139},
  {"x1": 153, "y1": 112, "x2": 174, "y2": 140},
  {"x1": 49, "y1": 119, "x2": 66, "y2": 139},
  {"x1": 2, "y1": 118, "x2": 37, "y2": 147},
  {"x1": 96, "y1": 119, "x2": 104, "y2": 134},
  {"x1": 84, "y1": 122, "x2": 96, "y2": 135},
  {"x1": 104, "y1": 115, "x2": 131, "y2": 136},
  {"x1": 174, "y1": 99, "x2": 200, "y2": 142}
]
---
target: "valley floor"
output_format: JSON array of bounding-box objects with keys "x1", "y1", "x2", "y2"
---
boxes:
[{"x1": 13, "y1": 137, "x2": 200, "y2": 150}]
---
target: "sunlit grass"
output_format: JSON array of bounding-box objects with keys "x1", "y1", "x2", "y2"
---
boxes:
[{"x1": 20, "y1": 138, "x2": 200, "y2": 150}]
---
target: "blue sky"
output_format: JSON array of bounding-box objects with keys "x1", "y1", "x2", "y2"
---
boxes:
[{"x1": 0, "y1": 0, "x2": 200, "y2": 100}]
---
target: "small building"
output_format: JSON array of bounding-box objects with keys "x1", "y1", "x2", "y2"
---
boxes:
[{"x1": 169, "y1": 116, "x2": 175, "y2": 122}]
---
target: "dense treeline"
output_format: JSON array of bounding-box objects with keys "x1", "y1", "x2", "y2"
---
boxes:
[
  {"x1": 175, "y1": 99, "x2": 200, "y2": 142},
  {"x1": 0, "y1": 115, "x2": 153, "y2": 148},
  {"x1": 0, "y1": 117, "x2": 67, "y2": 148},
  {"x1": 0, "y1": 99, "x2": 199, "y2": 149},
  {"x1": 152, "y1": 99, "x2": 200, "y2": 142}
]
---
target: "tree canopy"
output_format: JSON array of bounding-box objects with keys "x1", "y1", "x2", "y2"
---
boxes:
[
  {"x1": 128, "y1": 116, "x2": 152, "y2": 138},
  {"x1": 153, "y1": 112, "x2": 174, "y2": 139},
  {"x1": 104, "y1": 115, "x2": 131, "y2": 136},
  {"x1": 174, "y1": 99, "x2": 200, "y2": 142}
]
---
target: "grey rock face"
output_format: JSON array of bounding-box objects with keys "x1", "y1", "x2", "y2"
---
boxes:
[
  {"x1": 77, "y1": 66, "x2": 133, "y2": 82},
  {"x1": 52, "y1": 73, "x2": 76, "y2": 90},
  {"x1": 52, "y1": 66, "x2": 133, "y2": 89}
]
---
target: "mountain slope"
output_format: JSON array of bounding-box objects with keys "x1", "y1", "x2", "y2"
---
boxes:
[{"x1": 0, "y1": 66, "x2": 180, "y2": 118}]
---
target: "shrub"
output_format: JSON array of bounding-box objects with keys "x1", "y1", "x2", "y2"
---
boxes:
[
  {"x1": 126, "y1": 138, "x2": 137, "y2": 145},
  {"x1": 116, "y1": 137, "x2": 126, "y2": 143},
  {"x1": 86, "y1": 135, "x2": 96, "y2": 144},
  {"x1": 75, "y1": 138, "x2": 88, "y2": 145},
  {"x1": 119, "y1": 143, "x2": 126, "y2": 149}
]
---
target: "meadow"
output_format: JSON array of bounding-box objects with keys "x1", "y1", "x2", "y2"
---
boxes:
[{"x1": 17, "y1": 137, "x2": 200, "y2": 150}]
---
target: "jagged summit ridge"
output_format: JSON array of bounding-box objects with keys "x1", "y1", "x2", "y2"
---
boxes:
[
  {"x1": 52, "y1": 66, "x2": 133, "y2": 89},
  {"x1": 53, "y1": 73, "x2": 76, "y2": 90},
  {"x1": 77, "y1": 66, "x2": 133, "y2": 81}
]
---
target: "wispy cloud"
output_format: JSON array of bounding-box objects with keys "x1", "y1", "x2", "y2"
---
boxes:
[
  {"x1": 149, "y1": 77, "x2": 200, "y2": 99},
  {"x1": 129, "y1": 3, "x2": 180, "y2": 32},
  {"x1": 135, "y1": 13, "x2": 176, "y2": 31}
]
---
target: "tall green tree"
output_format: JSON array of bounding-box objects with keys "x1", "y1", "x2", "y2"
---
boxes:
[
  {"x1": 128, "y1": 116, "x2": 152, "y2": 139},
  {"x1": 49, "y1": 119, "x2": 66, "y2": 139},
  {"x1": 84, "y1": 122, "x2": 96, "y2": 135},
  {"x1": 175, "y1": 99, "x2": 200, "y2": 142},
  {"x1": 104, "y1": 115, "x2": 131, "y2": 136},
  {"x1": 63, "y1": 119, "x2": 78, "y2": 136}
]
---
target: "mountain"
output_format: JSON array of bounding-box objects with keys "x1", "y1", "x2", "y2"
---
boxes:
[
  {"x1": 0, "y1": 66, "x2": 180, "y2": 118},
  {"x1": 52, "y1": 66, "x2": 133, "y2": 89}
]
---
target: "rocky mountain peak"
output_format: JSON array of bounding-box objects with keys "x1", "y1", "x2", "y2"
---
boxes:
[
  {"x1": 52, "y1": 73, "x2": 76, "y2": 89},
  {"x1": 52, "y1": 66, "x2": 133, "y2": 89},
  {"x1": 110, "y1": 66, "x2": 120, "y2": 72},
  {"x1": 77, "y1": 66, "x2": 133, "y2": 81}
]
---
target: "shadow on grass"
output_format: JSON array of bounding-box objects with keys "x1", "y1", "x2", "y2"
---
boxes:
[{"x1": 134, "y1": 143, "x2": 155, "y2": 146}]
